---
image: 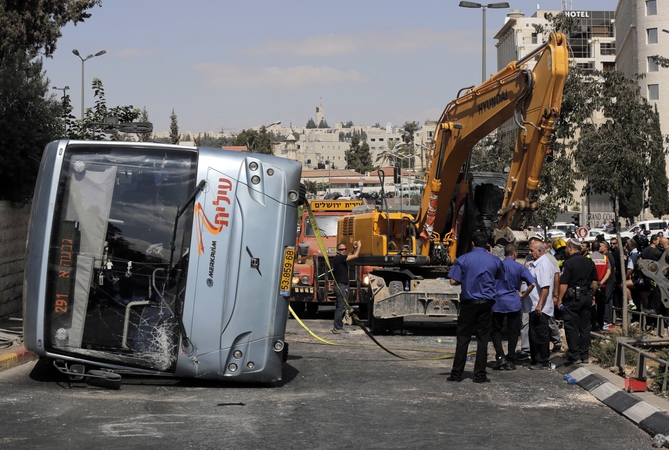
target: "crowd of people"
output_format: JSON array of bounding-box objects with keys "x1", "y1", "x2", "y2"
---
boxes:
[{"x1": 446, "y1": 226, "x2": 668, "y2": 383}]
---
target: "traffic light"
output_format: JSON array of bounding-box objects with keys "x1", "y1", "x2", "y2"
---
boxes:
[
  {"x1": 393, "y1": 163, "x2": 401, "y2": 184},
  {"x1": 571, "y1": 214, "x2": 580, "y2": 227},
  {"x1": 545, "y1": 147, "x2": 554, "y2": 162}
]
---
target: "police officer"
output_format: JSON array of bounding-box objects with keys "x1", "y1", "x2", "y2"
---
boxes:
[
  {"x1": 448, "y1": 231, "x2": 505, "y2": 383},
  {"x1": 556, "y1": 238, "x2": 598, "y2": 364}
]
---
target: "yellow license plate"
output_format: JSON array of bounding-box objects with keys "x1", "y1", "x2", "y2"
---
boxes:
[{"x1": 279, "y1": 246, "x2": 295, "y2": 297}]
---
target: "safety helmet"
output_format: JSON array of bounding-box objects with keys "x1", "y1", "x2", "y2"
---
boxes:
[{"x1": 552, "y1": 237, "x2": 566, "y2": 250}]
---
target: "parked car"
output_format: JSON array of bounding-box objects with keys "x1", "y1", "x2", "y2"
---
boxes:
[
  {"x1": 552, "y1": 222, "x2": 578, "y2": 233},
  {"x1": 619, "y1": 220, "x2": 668, "y2": 239},
  {"x1": 582, "y1": 228, "x2": 617, "y2": 242},
  {"x1": 545, "y1": 229, "x2": 566, "y2": 239}
]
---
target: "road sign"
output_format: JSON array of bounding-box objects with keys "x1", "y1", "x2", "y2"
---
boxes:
[{"x1": 577, "y1": 227, "x2": 588, "y2": 239}]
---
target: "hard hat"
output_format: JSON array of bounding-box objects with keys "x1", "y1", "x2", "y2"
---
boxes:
[{"x1": 552, "y1": 237, "x2": 566, "y2": 250}]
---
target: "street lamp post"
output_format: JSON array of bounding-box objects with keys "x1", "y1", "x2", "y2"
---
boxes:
[
  {"x1": 458, "y1": 2, "x2": 510, "y2": 83},
  {"x1": 325, "y1": 160, "x2": 331, "y2": 194},
  {"x1": 72, "y1": 49, "x2": 106, "y2": 119},
  {"x1": 391, "y1": 150, "x2": 412, "y2": 207},
  {"x1": 52, "y1": 86, "x2": 70, "y2": 98}
]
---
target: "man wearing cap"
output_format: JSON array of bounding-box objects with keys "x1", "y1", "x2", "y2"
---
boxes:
[
  {"x1": 448, "y1": 231, "x2": 505, "y2": 383},
  {"x1": 557, "y1": 238, "x2": 598, "y2": 364}
]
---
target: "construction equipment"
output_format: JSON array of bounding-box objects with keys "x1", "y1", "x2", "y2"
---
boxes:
[{"x1": 337, "y1": 32, "x2": 569, "y2": 333}]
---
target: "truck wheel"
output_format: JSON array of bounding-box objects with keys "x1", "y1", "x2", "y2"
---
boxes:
[
  {"x1": 306, "y1": 303, "x2": 318, "y2": 314},
  {"x1": 291, "y1": 302, "x2": 305, "y2": 316}
]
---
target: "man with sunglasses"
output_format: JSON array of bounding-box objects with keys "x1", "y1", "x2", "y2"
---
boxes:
[{"x1": 332, "y1": 240, "x2": 362, "y2": 334}]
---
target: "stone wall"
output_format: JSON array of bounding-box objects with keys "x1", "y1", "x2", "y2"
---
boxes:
[{"x1": 0, "y1": 201, "x2": 31, "y2": 319}]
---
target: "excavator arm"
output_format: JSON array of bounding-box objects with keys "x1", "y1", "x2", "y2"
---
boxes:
[
  {"x1": 338, "y1": 32, "x2": 568, "y2": 268},
  {"x1": 419, "y1": 32, "x2": 569, "y2": 261}
]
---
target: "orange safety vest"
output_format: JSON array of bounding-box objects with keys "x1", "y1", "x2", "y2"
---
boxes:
[{"x1": 593, "y1": 255, "x2": 609, "y2": 286}]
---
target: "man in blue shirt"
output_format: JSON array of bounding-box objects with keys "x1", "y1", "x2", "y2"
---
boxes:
[
  {"x1": 491, "y1": 244, "x2": 536, "y2": 371},
  {"x1": 447, "y1": 231, "x2": 505, "y2": 383}
]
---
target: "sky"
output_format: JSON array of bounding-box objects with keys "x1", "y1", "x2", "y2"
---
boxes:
[{"x1": 42, "y1": 0, "x2": 619, "y2": 134}]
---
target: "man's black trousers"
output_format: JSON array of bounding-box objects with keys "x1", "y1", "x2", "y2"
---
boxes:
[
  {"x1": 491, "y1": 310, "x2": 522, "y2": 361},
  {"x1": 451, "y1": 300, "x2": 492, "y2": 381},
  {"x1": 529, "y1": 311, "x2": 550, "y2": 365}
]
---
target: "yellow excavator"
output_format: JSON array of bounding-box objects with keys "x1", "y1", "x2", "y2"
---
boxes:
[{"x1": 338, "y1": 32, "x2": 569, "y2": 333}]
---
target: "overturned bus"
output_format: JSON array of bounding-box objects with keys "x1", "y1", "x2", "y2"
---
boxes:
[{"x1": 23, "y1": 140, "x2": 302, "y2": 384}]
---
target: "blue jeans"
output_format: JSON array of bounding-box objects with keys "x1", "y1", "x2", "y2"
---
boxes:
[{"x1": 334, "y1": 283, "x2": 348, "y2": 329}]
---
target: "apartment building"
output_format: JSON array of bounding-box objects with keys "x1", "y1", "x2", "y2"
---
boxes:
[{"x1": 615, "y1": 0, "x2": 669, "y2": 138}]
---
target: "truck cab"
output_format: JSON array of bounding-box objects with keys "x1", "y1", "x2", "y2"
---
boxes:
[{"x1": 290, "y1": 199, "x2": 372, "y2": 315}]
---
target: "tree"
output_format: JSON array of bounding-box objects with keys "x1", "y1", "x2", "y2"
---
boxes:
[
  {"x1": 375, "y1": 138, "x2": 404, "y2": 167},
  {"x1": 0, "y1": 1, "x2": 101, "y2": 60},
  {"x1": 402, "y1": 121, "x2": 419, "y2": 145},
  {"x1": 197, "y1": 133, "x2": 229, "y2": 148},
  {"x1": 0, "y1": 55, "x2": 63, "y2": 203},
  {"x1": 468, "y1": 129, "x2": 514, "y2": 173},
  {"x1": 341, "y1": 120, "x2": 354, "y2": 128},
  {"x1": 304, "y1": 180, "x2": 329, "y2": 195},
  {"x1": 346, "y1": 131, "x2": 374, "y2": 173},
  {"x1": 306, "y1": 118, "x2": 317, "y2": 129},
  {"x1": 137, "y1": 106, "x2": 153, "y2": 142},
  {"x1": 232, "y1": 127, "x2": 273, "y2": 155},
  {"x1": 170, "y1": 109, "x2": 180, "y2": 145},
  {"x1": 66, "y1": 78, "x2": 140, "y2": 140},
  {"x1": 318, "y1": 119, "x2": 329, "y2": 128},
  {"x1": 574, "y1": 70, "x2": 667, "y2": 223},
  {"x1": 0, "y1": 0, "x2": 102, "y2": 203},
  {"x1": 648, "y1": 107, "x2": 669, "y2": 217}
]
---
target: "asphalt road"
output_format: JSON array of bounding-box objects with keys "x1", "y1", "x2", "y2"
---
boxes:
[{"x1": 0, "y1": 315, "x2": 655, "y2": 449}]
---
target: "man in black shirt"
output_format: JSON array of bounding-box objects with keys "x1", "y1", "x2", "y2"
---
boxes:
[
  {"x1": 331, "y1": 240, "x2": 361, "y2": 333},
  {"x1": 557, "y1": 238, "x2": 598, "y2": 364},
  {"x1": 641, "y1": 234, "x2": 662, "y2": 261}
]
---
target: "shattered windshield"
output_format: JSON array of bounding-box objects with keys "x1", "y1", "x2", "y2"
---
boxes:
[{"x1": 45, "y1": 145, "x2": 197, "y2": 372}]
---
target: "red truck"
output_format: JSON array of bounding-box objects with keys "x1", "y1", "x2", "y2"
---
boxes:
[{"x1": 290, "y1": 199, "x2": 372, "y2": 315}]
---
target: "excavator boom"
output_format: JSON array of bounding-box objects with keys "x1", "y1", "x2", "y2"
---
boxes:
[
  {"x1": 337, "y1": 32, "x2": 569, "y2": 334},
  {"x1": 419, "y1": 32, "x2": 569, "y2": 259}
]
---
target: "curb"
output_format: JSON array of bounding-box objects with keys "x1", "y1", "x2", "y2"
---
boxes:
[
  {"x1": 557, "y1": 360, "x2": 669, "y2": 441},
  {"x1": 0, "y1": 347, "x2": 37, "y2": 372}
]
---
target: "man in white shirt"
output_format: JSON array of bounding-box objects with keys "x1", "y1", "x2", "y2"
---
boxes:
[{"x1": 526, "y1": 240, "x2": 555, "y2": 369}]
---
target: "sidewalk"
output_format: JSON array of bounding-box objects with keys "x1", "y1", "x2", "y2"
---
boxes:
[
  {"x1": 0, "y1": 317, "x2": 37, "y2": 372},
  {"x1": 553, "y1": 354, "x2": 669, "y2": 441}
]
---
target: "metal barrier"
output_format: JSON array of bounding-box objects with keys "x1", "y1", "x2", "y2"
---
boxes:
[
  {"x1": 612, "y1": 306, "x2": 669, "y2": 337},
  {"x1": 615, "y1": 338, "x2": 669, "y2": 392}
]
